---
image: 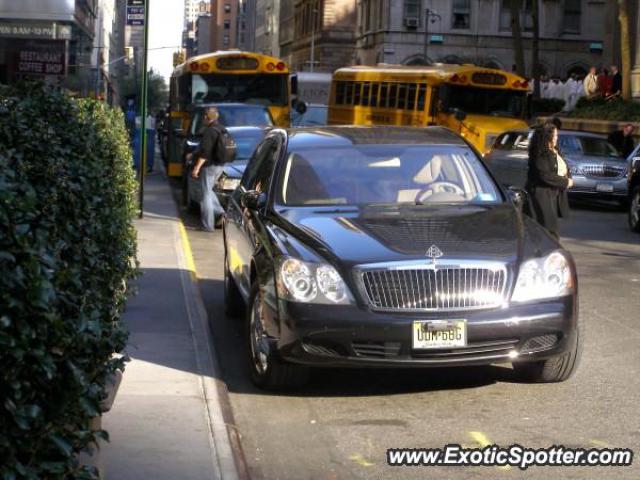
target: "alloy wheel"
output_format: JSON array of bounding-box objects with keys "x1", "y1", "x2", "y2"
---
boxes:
[{"x1": 249, "y1": 295, "x2": 270, "y2": 375}]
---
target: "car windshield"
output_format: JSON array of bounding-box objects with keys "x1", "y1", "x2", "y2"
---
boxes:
[
  {"x1": 189, "y1": 107, "x2": 273, "y2": 135},
  {"x1": 191, "y1": 74, "x2": 288, "y2": 106},
  {"x1": 292, "y1": 106, "x2": 328, "y2": 126},
  {"x1": 559, "y1": 135, "x2": 622, "y2": 159},
  {"x1": 278, "y1": 145, "x2": 502, "y2": 206},
  {"x1": 493, "y1": 131, "x2": 531, "y2": 150},
  {"x1": 443, "y1": 86, "x2": 526, "y2": 118}
]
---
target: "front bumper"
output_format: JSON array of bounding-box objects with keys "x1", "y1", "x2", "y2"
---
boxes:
[
  {"x1": 273, "y1": 297, "x2": 577, "y2": 368},
  {"x1": 570, "y1": 175, "x2": 628, "y2": 199}
]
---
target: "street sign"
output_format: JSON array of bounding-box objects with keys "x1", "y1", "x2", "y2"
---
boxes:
[{"x1": 127, "y1": 6, "x2": 145, "y2": 26}]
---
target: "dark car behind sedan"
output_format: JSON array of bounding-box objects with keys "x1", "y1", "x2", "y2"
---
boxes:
[
  {"x1": 223, "y1": 126, "x2": 581, "y2": 390},
  {"x1": 485, "y1": 129, "x2": 629, "y2": 205}
]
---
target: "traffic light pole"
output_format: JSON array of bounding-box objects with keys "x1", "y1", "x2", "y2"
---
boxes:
[{"x1": 138, "y1": 0, "x2": 150, "y2": 218}]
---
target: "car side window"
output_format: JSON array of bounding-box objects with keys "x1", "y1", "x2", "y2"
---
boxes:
[
  {"x1": 240, "y1": 137, "x2": 280, "y2": 192},
  {"x1": 558, "y1": 136, "x2": 581, "y2": 155}
]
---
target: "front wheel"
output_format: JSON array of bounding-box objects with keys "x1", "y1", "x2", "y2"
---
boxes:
[
  {"x1": 246, "y1": 283, "x2": 309, "y2": 390},
  {"x1": 513, "y1": 317, "x2": 583, "y2": 383},
  {"x1": 628, "y1": 187, "x2": 640, "y2": 232}
]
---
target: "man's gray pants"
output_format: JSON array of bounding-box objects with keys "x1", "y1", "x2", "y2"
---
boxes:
[{"x1": 200, "y1": 165, "x2": 224, "y2": 231}]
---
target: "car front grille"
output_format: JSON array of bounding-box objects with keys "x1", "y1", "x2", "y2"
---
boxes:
[
  {"x1": 357, "y1": 262, "x2": 508, "y2": 312},
  {"x1": 581, "y1": 164, "x2": 627, "y2": 179}
]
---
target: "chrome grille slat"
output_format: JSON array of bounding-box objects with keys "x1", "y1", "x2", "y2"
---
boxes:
[
  {"x1": 358, "y1": 262, "x2": 507, "y2": 312},
  {"x1": 581, "y1": 164, "x2": 626, "y2": 179}
]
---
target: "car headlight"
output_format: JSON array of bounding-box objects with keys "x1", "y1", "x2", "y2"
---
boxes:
[
  {"x1": 511, "y1": 251, "x2": 574, "y2": 303},
  {"x1": 221, "y1": 177, "x2": 240, "y2": 191},
  {"x1": 277, "y1": 258, "x2": 354, "y2": 305}
]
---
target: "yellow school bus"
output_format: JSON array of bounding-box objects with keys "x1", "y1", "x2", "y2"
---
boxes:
[
  {"x1": 167, "y1": 51, "x2": 291, "y2": 177},
  {"x1": 328, "y1": 64, "x2": 530, "y2": 154}
]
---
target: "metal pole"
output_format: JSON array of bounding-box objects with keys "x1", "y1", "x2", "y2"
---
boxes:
[
  {"x1": 424, "y1": 8, "x2": 428, "y2": 65},
  {"x1": 310, "y1": 8, "x2": 316, "y2": 72},
  {"x1": 138, "y1": 0, "x2": 150, "y2": 219}
]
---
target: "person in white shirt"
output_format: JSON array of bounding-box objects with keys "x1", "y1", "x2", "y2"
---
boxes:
[{"x1": 583, "y1": 67, "x2": 599, "y2": 97}]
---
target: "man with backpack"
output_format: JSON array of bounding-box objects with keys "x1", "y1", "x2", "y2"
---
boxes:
[{"x1": 191, "y1": 107, "x2": 229, "y2": 231}]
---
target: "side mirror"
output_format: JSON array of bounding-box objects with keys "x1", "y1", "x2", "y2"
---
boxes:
[
  {"x1": 241, "y1": 190, "x2": 266, "y2": 210},
  {"x1": 506, "y1": 186, "x2": 527, "y2": 209},
  {"x1": 453, "y1": 109, "x2": 467, "y2": 122},
  {"x1": 295, "y1": 101, "x2": 308, "y2": 115}
]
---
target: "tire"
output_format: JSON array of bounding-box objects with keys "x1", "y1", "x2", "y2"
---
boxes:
[
  {"x1": 224, "y1": 253, "x2": 245, "y2": 317},
  {"x1": 246, "y1": 283, "x2": 309, "y2": 390},
  {"x1": 628, "y1": 187, "x2": 640, "y2": 233},
  {"x1": 513, "y1": 314, "x2": 583, "y2": 383}
]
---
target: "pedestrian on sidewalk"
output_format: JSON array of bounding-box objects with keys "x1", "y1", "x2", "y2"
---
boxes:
[
  {"x1": 191, "y1": 106, "x2": 225, "y2": 231},
  {"x1": 583, "y1": 67, "x2": 599, "y2": 98},
  {"x1": 608, "y1": 65, "x2": 622, "y2": 99},
  {"x1": 608, "y1": 124, "x2": 636, "y2": 159},
  {"x1": 525, "y1": 122, "x2": 573, "y2": 240}
]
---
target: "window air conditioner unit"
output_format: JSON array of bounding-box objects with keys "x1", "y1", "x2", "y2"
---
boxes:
[{"x1": 404, "y1": 17, "x2": 419, "y2": 28}]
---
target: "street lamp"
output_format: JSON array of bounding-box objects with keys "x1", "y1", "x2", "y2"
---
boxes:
[
  {"x1": 309, "y1": 7, "x2": 318, "y2": 72},
  {"x1": 423, "y1": 8, "x2": 441, "y2": 65}
]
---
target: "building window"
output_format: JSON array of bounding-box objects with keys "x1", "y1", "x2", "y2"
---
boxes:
[
  {"x1": 224, "y1": 19, "x2": 231, "y2": 29},
  {"x1": 225, "y1": 3, "x2": 231, "y2": 13},
  {"x1": 499, "y1": 0, "x2": 533, "y2": 32},
  {"x1": 562, "y1": 0, "x2": 581, "y2": 34},
  {"x1": 223, "y1": 34, "x2": 230, "y2": 46},
  {"x1": 451, "y1": 0, "x2": 470, "y2": 29},
  {"x1": 403, "y1": 0, "x2": 421, "y2": 23}
]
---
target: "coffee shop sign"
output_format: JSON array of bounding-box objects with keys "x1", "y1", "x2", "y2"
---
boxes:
[{"x1": 18, "y1": 50, "x2": 65, "y2": 75}]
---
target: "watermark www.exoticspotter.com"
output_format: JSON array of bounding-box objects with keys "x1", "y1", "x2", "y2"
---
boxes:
[{"x1": 387, "y1": 444, "x2": 634, "y2": 470}]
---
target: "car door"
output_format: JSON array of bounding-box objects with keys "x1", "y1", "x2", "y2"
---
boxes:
[{"x1": 226, "y1": 135, "x2": 282, "y2": 296}]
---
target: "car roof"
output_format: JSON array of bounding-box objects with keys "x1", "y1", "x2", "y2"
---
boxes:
[
  {"x1": 285, "y1": 126, "x2": 467, "y2": 148},
  {"x1": 193, "y1": 103, "x2": 269, "y2": 110},
  {"x1": 499, "y1": 128, "x2": 606, "y2": 139}
]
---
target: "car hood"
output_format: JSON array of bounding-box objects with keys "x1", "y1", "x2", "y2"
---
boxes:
[
  {"x1": 223, "y1": 160, "x2": 248, "y2": 178},
  {"x1": 274, "y1": 204, "x2": 552, "y2": 268}
]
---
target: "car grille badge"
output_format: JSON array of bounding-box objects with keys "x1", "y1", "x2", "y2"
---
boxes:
[{"x1": 425, "y1": 245, "x2": 444, "y2": 264}]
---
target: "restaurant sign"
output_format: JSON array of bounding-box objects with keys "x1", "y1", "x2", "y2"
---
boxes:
[
  {"x1": 0, "y1": 21, "x2": 72, "y2": 40},
  {"x1": 13, "y1": 40, "x2": 67, "y2": 77}
]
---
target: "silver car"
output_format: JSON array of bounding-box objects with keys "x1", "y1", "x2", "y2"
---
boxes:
[{"x1": 485, "y1": 130, "x2": 629, "y2": 205}]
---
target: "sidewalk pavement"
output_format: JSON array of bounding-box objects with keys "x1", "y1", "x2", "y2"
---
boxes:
[{"x1": 101, "y1": 166, "x2": 243, "y2": 480}]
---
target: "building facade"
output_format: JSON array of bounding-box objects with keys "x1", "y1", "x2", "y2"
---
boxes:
[
  {"x1": 195, "y1": 13, "x2": 212, "y2": 54},
  {"x1": 354, "y1": 0, "x2": 618, "y2": 78},
  {"x1": 210, "y1": 0, "x2": 240, "y2": 51},
  {"x1": 183, "y1": 0, "x2": 209, "y2": 57},
  {"x1": 254, "y1": 0, "x2": 281, "y2": 56},
  {"x1": 0, "y1": 0, "x2": 98, "y2": 88},
  {"x1": 288, "y1": 0, "x2": 357, "y2": 72}
]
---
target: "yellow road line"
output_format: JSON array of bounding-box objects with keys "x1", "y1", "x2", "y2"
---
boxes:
[
  {"x1": 178, "y1": 222, "x2": 198, "y2": 278},
  {"x1": 590, "y1": 439, "x2": 611, "y2": 448},
  {"x1": 469, "y1": 431, "x2": 511, "y2": 471},
  {"x1": 349, "y1": 454, "x2": 375, "y2": 467}
]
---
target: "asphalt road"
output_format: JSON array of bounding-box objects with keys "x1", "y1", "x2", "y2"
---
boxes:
[{"x1": 175, "y1": 185, "x2": 640, "y2": 480}]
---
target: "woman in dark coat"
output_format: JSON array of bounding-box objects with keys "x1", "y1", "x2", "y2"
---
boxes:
[{"x1": 526, "y1": 123, "x2": 573, "y2": 239}]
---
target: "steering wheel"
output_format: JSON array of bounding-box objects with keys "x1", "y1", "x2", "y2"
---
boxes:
[{"x1": 415, "y1": 181, "x2": 465, "y2": 203}]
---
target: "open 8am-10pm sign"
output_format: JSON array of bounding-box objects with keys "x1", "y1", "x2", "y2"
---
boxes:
[{"x1": 13, "y1": 40, "x2": 66, "y2": 77}]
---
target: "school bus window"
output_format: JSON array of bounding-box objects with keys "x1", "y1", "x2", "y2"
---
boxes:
[
  {"x1": 370, "y1": 83, "x2": 380, "y2": 107},
  {"x1": 417, "y1": 84, "x2": 427, "y2": 110},
  {"x1": 362, "y1": 82, "x2": 371, "y2": 106},
  {"x1": 407, "y1": 84, "x2": 417, "y2": 110},
  {"x1": 336, "y1": 81, "x2": 346, "y2": 104},
  {"x1": 379, "y1": 83, "x2": 388, "y2": 108},
  {"x1": 345, "y1": 82, "x2": 354, "y2": 104},
  {"x1": 397, "y1": 83, "x2": 407, "y2": 109},
  {"x1": 353, "y1": 82, "x2": 362, "y2": 105},
  {"x1": 387, "y1": 83, "x2": 398, "y2": 108}
]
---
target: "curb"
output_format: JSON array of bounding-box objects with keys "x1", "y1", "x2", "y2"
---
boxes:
[{"x1": 172, "y1": 204, "x2": 250, "y2": 480}]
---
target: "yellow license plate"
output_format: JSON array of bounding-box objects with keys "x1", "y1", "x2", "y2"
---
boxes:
[{"x1": 412, "y1": 320, "x2": 467, "y2": 349}]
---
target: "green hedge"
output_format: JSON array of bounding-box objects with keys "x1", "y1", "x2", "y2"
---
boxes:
[
  {"x1": 569, "y1": 96, "x2": 640, "y2": 122},
  {"x1": 532, "y1": 98, "x2": 566, "y2": 114},
  {"x1": 0, "y1": 83, "x2": 137, "y2": 479}
]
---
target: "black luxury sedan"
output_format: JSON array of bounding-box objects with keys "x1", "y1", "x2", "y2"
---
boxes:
[{"x1": 223, "y1": 126, "x2": 581, "y2": 389}]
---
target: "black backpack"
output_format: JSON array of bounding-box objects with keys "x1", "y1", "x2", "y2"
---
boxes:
[{"x1": 211, "y1": 125, "x2": 236, "y2": 165}]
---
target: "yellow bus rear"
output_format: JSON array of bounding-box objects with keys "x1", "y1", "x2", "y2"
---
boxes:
[
  {"x1": 328, "y1": 65, "x2": 530, "y2": 154},
  {"x1": 167, "y1": 51, "x2": 291, "y2": 177}
]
